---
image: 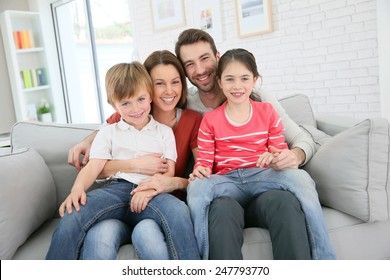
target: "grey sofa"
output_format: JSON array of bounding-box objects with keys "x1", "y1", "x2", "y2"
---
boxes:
[{"x1": 1, "y1": 94, "x2": 389, "y2": 260}]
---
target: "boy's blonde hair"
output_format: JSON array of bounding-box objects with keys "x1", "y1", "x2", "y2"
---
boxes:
[{"x1": 105, "y1": 61, "x2": 153, "y2": 105}]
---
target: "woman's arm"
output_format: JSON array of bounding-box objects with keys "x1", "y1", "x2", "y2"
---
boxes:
[
  {"x1": 98, "y1": 154, "x2": 169, "y2": 179},
  {"x1": 131, "y1": 147, "x2": 198, "y2": 197}
]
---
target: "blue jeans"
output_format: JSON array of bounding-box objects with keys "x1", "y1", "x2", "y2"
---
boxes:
[
  {"x1": 187, "y1": 168, "x2": 336, "y2": 260},
  {"x1": 46, "y1": 180, "x2": 200, "y2": 260},
  {"x1": 81, "y1": 219, "x2": 131, "y2": 260}
]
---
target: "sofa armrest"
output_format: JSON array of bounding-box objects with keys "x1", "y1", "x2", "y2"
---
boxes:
[
  {"x1": 0, "y1": 148, "x2": 56, "y2": 259},
  {"x1": 315, "y1": 114, "x2": 363, "y2": 136}
]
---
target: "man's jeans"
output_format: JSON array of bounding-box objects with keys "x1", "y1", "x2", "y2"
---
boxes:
[
  {"x1": 187, "y1": 168, "x2": 336, "y2": 260},
  {"x1": 46, "y1": 180, "x2": 200, "y2": 260}
]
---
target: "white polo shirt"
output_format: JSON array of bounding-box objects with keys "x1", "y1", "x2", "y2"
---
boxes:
[{"x1": 90, "y1": 116, "x2": 177, "y2": 185}]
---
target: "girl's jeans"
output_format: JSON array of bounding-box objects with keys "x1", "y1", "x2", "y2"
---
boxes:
[
  {"x1": 46, "y1": 179, "x2": 200, "y2": 260},
  {"x1": 187, "y1": 168, "x2": 336, "y2": 260}
]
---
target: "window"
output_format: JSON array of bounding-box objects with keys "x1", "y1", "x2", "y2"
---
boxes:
[{"x1": 52, "y1": 0, "x2": 135, "y2": 123}]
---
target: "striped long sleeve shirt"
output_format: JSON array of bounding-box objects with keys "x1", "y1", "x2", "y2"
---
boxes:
[{"x1": 194, "y1": 99, "x2": 288, "y2": 175}]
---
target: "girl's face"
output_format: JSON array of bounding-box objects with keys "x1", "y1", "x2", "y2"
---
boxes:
[
  {"x1": 217, "y1": 60, "x2": 258, "y2": 105},
  {"x1": 112, "y1": 87, "x2": 152, "y2": 130},
  {"x1": 150, "y1": 64, "x2": 182, "y2": 112}
]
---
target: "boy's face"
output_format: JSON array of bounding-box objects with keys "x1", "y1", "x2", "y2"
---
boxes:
[
  {"x1": 112, "y1": 88, "x2": 152, "y2": 130},
  {"x1": 179, "y1": 41, "x2": 220, "y2": 93}
]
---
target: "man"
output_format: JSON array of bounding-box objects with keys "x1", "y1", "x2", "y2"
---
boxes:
[
  {"x1": 68, "y1": 29, "x2": 315, "y2": 259},
  {"x1": 174, "y1": 29, "x2": 315, "y2": 259}
]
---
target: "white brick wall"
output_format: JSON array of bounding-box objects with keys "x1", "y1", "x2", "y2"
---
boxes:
[{"x1": 133, "y1": 0, "x2": 379, "y2": 119}]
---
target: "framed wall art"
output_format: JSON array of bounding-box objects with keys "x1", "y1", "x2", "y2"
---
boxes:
[
  {"x1": 151, "y1": 0, "x2": 185, "y2": 31},
  {"x1": 192, "y1": 0, "x2": 223, "y2": 43},
  {"x1": 235, "y1": 0, "x2": 273, "y2": 38}
]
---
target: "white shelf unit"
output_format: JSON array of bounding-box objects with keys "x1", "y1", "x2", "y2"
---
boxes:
[{"x1": 0, "y1": 10, "x2": 54, "y2": 122}]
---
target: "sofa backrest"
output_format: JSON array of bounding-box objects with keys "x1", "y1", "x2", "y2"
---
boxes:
[{"x1": 11, "y1": 121, "x2": 99, "y2": 213}]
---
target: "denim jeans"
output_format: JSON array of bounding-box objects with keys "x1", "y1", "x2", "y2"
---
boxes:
[
  {"x1": 187, "y1": 168, "x2": 336, "y2": 260},
  {"x1": 46, "y1": 180, "x2": 200, "y2": 260},
  {"x1": 132, "y1": 219, "x2": 170, "y2": 259},
  {"x1": 81, "y1": 219, "x2": 131, "y2": 260}
]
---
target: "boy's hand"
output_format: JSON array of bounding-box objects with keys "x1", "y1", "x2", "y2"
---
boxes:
[
  {"x1": 189, "y1": 166, "x2": 211, "y2": 182},
  {"x1": 130, "y1": 189, "x2": 154, "y2": 213},
  {"x1": 59, "y1": 188, "x2": 87, "y2": 217}
]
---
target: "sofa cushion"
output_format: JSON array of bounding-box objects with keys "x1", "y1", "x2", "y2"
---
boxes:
[
  {"x1": 0, "y1": 148, "x2": 56, "y2": 259},
  {"x1": 278, "y1": 94, "x2": 317, "y2": 128},
  {"x1": 304, "y1": 118, "x2": 390, "y2": 222}
]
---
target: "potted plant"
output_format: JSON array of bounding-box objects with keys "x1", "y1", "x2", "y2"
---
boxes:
[{"x1": 37, "y1": 98, "x2": 52, "y2": 122}]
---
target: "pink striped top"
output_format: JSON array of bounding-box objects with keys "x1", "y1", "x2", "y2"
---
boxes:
[{"x1": 195, "y1": 99, "x2": 288, "y2": 175}]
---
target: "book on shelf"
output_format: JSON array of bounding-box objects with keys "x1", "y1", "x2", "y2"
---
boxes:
[
  {"x1": 13, "y1": 30, "x2": 34, "y2": 49},
  {"x1": 36, "y1": 68, "x2": 47, "y2": 86},
  {"x1": 20, "y1": 68, "x2": 48, "y2": 88},
  {"x1": 21, "y1": 69, "x2": 32, "y2": 88}
]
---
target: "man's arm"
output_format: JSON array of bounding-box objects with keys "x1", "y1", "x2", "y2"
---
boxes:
[
  {"x1": 68, "y1": 131, "x2": 97, "y2": 171},
  {"x1": 257, "y1": 89, "x2": 316, "y2": 165}
]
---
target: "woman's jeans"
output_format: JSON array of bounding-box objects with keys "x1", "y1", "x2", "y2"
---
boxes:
[
  {"x1": 46, "y1": 179, "x2": 200, "y2": 260},
  {"x1": 187, "y1": 168, "x2": 336, "y2": 260}
]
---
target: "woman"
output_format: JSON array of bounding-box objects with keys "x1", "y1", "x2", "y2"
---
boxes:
[{"x1": 80, "y1": 50, "x2": 203, "y2": 260}]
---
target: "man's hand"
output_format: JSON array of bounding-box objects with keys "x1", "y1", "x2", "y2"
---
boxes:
[
  {"x1": 268, "y1": 146, "x2": 304, "y2": 170},
  {"x1": 68, "y1": 141, "x2": 91, "y2": 172},
  {"x1": 68, "y1": 131, "x2": 97, "y2": 171}
]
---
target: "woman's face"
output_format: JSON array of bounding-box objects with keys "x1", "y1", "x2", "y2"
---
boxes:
[{"x1": 150, "y1": 64, "x2": 182, "y2": 112}]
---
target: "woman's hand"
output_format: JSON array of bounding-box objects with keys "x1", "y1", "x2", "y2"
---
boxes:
[
  {"x1": 131, "y1": 154, "x2": 169, "y2": 175},
  {"x1": 131, "y1": 174, "x2": 181, "y2": 198}
]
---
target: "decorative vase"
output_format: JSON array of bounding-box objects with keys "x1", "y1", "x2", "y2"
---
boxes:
[{"x1": 39, "y1": 112, "x2": 52, "y2": 122}]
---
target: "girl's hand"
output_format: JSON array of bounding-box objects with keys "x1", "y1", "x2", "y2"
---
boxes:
[
  {"x1": 130, "y1": 189, "x2": 154, "y2": 213},
  {"x1": 59, "y1": 188, "x2": 87, "y2": 217},
  {"x1": 256, "y1": 152, "x2": 275, "y2": 168},
  {"x1": 189, "y1": 166, "x2": 211, "y2": 182}
]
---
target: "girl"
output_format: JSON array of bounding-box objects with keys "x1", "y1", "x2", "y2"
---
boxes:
[{"x1": 187, "y1": 48, "x2": 336, "y2": 260}]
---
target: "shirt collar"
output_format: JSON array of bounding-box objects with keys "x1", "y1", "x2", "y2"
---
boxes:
[{"x1": 117, "y1": 115, "x2": 156, "y2": 131}]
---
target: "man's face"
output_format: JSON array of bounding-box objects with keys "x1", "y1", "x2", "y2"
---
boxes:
[{"x1": 179, "y1": 41, "x2": 219, "y2": 93}]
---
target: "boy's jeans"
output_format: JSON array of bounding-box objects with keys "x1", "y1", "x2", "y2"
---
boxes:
[
  {"x1": 46, "y1": 180, "x2": 200, "y2": 260},
  {"x1": 187, "y1": 168, "x2": 336, "y2": 260}
]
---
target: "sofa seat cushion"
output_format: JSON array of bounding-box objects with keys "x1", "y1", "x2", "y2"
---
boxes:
[
  {"x1": 0, "y1": 148, "x2": 56, "y2": 259},
  {"x1": 304, "y1": 118, "x2": 390, "y2": 222}
]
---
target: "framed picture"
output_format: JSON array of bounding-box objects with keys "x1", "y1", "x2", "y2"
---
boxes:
[
  {"x1": 151, "y1": 0, "x2": 185, "y2": 31},
  {"x1": 235, "y1": 0, "x2": 273, "y2": 38},
  {"x1": 192, "y1": 0, "x2": 223, "y2": 43}
]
